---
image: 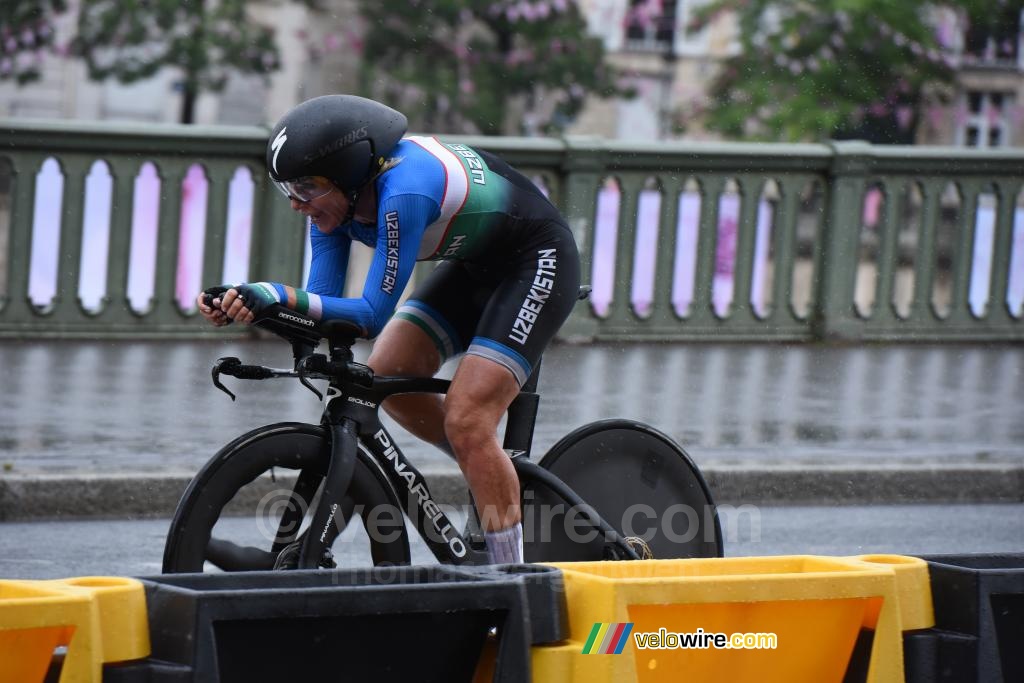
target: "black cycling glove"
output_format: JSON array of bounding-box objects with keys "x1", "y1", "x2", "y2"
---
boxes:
[
  {"x1": 233, "y1": 283, "x2": 282, "y2": 318},
  {"x1": 201, "y1": 285, "x2": 233, "y2": 309}
]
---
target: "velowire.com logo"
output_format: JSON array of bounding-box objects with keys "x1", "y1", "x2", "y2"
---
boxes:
[{"x1": 582, "y1": 622, "x2": 634, "y2": 655}]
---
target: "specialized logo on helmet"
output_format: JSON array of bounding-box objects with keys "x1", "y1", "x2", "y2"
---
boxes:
[
  {"x1": 305, "y1": 126, "x2": 369, "y2": 164},
  {"x1": 270, "y1": 127, "x2": 288, "y2": 175}
]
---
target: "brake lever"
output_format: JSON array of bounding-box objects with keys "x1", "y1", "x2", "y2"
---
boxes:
[
  {"x1": 212, "y1": 357, "x2": 240, "y2": 401},
  {"x1": 297, "y1": 355, "x2": 325, "y2": 401}
]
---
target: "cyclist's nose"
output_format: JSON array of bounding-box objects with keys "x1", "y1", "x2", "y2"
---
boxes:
[{"x1": 290, "y1": 197, "x2": 306, "y2": 212}]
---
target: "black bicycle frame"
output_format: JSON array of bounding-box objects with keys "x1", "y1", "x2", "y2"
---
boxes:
[
  {"x1": 290, "y1": 345, "x2": 639, "y2": 567},
  {"x1": 300, "y1": 370, "x2": 494, "y2": 567}
]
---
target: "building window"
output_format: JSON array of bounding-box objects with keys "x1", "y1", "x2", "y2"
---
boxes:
[
  {"x1": 958, "y1": 91, "x2": 1014, "y2": 147},
  {"x1": 623, "y1": 0, "x2": 707, "y2": 53},
  {"x1": 962, "y1": 7, "x2": 1023, "y2": 67},
  {"x1": 625, "y1": 0, "x2": 677, "y2": 49}
]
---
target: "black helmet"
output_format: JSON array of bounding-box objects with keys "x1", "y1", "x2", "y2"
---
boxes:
[{"x1": 266, "y1": 94, "x2": 408, "y2": 195}]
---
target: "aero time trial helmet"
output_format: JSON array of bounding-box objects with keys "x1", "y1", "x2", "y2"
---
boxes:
[{"x1": 266, "y1": 94, "x2": 408, "y2": 198}]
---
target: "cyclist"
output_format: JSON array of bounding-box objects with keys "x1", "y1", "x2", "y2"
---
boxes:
[{"x1": 197, "y1": 94, "x2": 581, "y2": 565}]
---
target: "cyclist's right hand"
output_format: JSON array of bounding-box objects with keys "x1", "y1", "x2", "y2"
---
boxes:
[{"x1": 198, "y1": 286, "x2": 232, "y2": 326}]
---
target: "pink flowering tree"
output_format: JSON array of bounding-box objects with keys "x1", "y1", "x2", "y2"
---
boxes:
[
  {"x1": 0, "y1": 0, "x2": 67, "y2": 84},
  {"x1": 693, "y1": 0, "x2": 1022, "y2": 142},
  {"x1": 357, "y1": 0, "x2": 627, "y2": 135},
  {"x1": 72, "y1": 0, "x2": 323, "y2": 123}
]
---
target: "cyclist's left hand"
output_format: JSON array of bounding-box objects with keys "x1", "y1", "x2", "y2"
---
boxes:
[
  {"x1": 219, "y1": 283, "x2": 280, "y2": 324},
  {"x1": 218, "y1": 288, "x2": 252, "y2": 324}
]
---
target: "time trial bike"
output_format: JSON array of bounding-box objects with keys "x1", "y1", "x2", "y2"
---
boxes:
[{"x1": 162, "y1": 288, "x2": 722, "y2": 572}]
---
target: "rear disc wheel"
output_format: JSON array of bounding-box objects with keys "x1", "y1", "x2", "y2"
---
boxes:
[{"x1": 522, "y1": 419, "x2": 723, "y2": 562}]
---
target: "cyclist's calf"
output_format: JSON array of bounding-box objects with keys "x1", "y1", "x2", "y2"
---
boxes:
[{"x1": 443, "y1": 356, "x2": 523, "y2": 533}]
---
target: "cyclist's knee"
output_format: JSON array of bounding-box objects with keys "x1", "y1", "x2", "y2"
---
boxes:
[
  {"x1": 443, "y1": 355, "x2": 519, "y2": 458},
  {"x1": 442, "y1": 409, "x2": 488, "y2": 458}
]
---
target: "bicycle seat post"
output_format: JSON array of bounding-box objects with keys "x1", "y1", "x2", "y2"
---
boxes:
[{"x1": 503, "y1": 358, "x2": 542, "y2": 459}]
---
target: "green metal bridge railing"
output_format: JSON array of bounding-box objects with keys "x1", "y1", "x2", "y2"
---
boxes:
[{"x1": 0, "y1": 119, "x2": 1021, "y2": 340}]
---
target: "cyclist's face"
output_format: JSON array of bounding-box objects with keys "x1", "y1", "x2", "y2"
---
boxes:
[{"x1": 289, "y1": 185, "x2": 349, "y2": 233}]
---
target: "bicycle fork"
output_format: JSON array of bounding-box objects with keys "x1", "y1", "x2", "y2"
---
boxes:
[{"x1": 297, "y1": 418, "x2": 360, "y2": 569}]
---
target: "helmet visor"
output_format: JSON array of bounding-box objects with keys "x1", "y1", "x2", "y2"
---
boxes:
[{"x1": 272, "y1": 175, "x2": 335, "y2": 202}]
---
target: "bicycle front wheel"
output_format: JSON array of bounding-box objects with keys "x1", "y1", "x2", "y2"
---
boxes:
[
  {"x1": 163, "y1": 422, "x2": 411, "y2": 573},
  {"x1": 522, "y1": 419, "x2": 723, "y2": 562}
]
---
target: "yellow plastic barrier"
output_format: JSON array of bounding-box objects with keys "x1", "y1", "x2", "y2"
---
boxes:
[
  {"x1": 534, "y1": 554, "x2": 933, "y2": 683},
  {"x1": 0, "y1": 576, "x2": 150, "y2": 683}
]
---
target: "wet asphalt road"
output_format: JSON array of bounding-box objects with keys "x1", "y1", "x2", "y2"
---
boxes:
[
  {"x1": 1, "y1": 504, "x2": 1020, "y2": 580},
  {"x1": 0, "y1": 339, "x2": 1020, "y2": 579},
  {"x1": 1, "y1": 338, "x2": 1021, "y2": 475}
]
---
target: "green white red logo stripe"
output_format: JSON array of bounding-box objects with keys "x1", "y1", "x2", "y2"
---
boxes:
[
  {"x1": 282, "y1": 285, "x2": 323, "y2": 319},
  {"x1": 406, "y1": 135, "x2": 469, "y2": 259}
]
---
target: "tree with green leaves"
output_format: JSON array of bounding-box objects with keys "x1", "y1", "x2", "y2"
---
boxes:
[
  {"x1": 0, "y1": 0, "x2": 67, "y2": 84},
  {"x1": 357, "y1": 0, "x2": 627, "y2": 135},
  {"x1": 73, "y1": 0, "x2": 320, "y2": 124},
  {"x1": 692, "y1": 0, "x2": 1022, "y2": 143}
]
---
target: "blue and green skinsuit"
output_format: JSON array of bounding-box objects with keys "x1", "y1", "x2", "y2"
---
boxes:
[{"x1": 244, "y1": 136, "x2": 580, "y2": 386}]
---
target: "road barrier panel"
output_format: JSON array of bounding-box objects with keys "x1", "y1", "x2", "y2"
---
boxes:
[
  {"x1": 904, "y1": 552, "x2": 1024, "y2": 683},
  {"x1": 9, "y1": 552, "x2": 1021, "y2": 681},
  {"x1": 110, "y1": 564, "x2": 566, "y2": 683},
  {"x1": 532, "y1": 554, "x2": 933, "y2": 683},
  {"x1": 0, "y1": 576, "x2": 149, "y2": 683}
]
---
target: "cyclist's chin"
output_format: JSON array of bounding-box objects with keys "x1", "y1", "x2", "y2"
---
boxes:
[{"x1": 309, "y1": 213, "x2": 341, "y2": 234}]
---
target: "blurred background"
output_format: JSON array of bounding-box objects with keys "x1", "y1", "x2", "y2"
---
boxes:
[
  {"x1": 2, "y1": 0, "x2": 1023, "y2": 145},
  {"x1": 2, "y1": 1, "x2": 1023, "y2": 324}
]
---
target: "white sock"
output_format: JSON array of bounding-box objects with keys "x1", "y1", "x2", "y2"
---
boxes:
[{"x1": 484, "y1": 522, "x2": 523, "y2": 564}]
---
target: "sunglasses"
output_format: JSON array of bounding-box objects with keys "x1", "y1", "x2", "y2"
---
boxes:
[{"x1": 271, "y1": 175, "x2": 335, "y2": 202}]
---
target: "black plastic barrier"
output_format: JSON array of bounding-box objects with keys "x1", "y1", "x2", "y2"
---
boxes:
[
  {"x1": 102, "y1": 564, "x2": 566, "y2": 683},
  {"x1": 904, "y1": 553, "x2": 1024, "y2": 683}
]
